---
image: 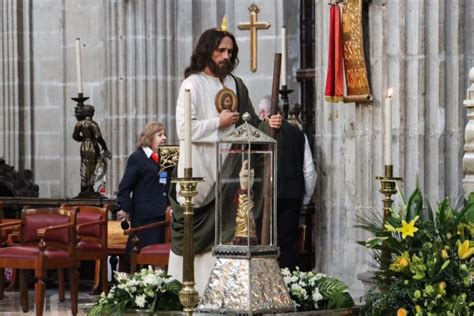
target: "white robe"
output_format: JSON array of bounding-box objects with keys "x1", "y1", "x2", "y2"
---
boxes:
[{"x1": 168, "y1": 72, "x2": 237, "y2": 295}]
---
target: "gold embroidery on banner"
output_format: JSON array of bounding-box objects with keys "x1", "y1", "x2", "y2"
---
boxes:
[{"x1": 342, "y1": 0, "x2": 372, "y2": 102}]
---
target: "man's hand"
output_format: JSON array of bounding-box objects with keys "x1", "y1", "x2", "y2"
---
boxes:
[
  {"x1": 268, "y1": 113, "x2": 282, "y2": 129},
  {"x1": 219, "y1": 110, "x2": 240, "y2": 128},
  {"x1": 116, "y1": 210, "x2": 129, "y2": 221}
]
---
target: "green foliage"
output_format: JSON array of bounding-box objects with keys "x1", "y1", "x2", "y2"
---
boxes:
[
  {"x1": 282, "y1": 267, "x2": 354, "y2": 311},
  {"x1": 357, "y1": 189, "x2": 474, "y2": 316},
  {"x1": 87, "y1": 266, "x2": 182, "y2": 315}
]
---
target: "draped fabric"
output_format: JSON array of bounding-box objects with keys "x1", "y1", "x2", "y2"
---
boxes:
[{"x1": 324, "y1": 3, "x2": 345, "y2": 103}]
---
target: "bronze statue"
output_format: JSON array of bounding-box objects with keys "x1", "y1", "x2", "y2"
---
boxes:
[
  {"x1": 233, "y1": 160, "x2": 257, "y2": 245},
  {"x1": 72, "y1": 104, "x2": 111, "y2": 198}
]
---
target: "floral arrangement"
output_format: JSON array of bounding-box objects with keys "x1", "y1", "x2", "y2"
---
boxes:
[
  {"x1": 357, "y1": 188, "x2": 474, "y2": 315},
  {"x1": 87, "y1": 266, "x2": 182, "y2": 315},
  {"x1": 281, "y1": 267, "x2": 354, "y2": 311}
]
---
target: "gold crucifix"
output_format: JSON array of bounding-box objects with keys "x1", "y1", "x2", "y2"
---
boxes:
[{"x1": 238, "y1": 4, "x2": 271, "y2": 72}]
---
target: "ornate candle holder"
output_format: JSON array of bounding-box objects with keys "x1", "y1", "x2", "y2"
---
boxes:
[
  {"x1": 376, "y1": 165, "x2": 402, "y2": 268},
  {"x1": 279, "y1": 85, "x2": 293, "y2": 119},
  {"x1": 71, "y1": 92, "x2": 89, "y2": 107},
  {"x1": 172, "y1": 168, "x2": 203, "y2": 316},
  {"x1": 376, "y1": 165, "x2": 402, "y2": 222}
]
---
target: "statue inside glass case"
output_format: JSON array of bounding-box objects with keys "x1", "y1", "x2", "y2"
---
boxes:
[{"x1": 233, "y1": 160, "x2": 257, "y2": 245}]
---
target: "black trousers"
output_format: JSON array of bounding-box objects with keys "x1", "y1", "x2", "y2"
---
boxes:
[{"x1": 277, "y1": 198, "x2": 302, "y2": 271}]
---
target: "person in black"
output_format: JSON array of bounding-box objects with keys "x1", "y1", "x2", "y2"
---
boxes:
[
  {"x1": 258, "y1": 96, "x2": 317, "y2": 271},
  {"x1": 117, "y1": 122, "x2": 170, "y2": 250}
]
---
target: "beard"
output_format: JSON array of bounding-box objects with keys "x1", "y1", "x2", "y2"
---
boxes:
[{"x1": 207, "y1": 59, "x2": 234, "y2": 79}]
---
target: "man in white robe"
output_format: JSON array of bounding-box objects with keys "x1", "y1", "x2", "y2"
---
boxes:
[{"x1": 168, "y1": 27, "x2": 282, "y2": 295}]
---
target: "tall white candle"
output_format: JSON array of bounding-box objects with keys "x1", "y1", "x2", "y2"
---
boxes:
[
  {"x1": 384, "y1": 88, "x2": 393, "y2": 166},
  {"x1": 75, "y1": 38, "x2": 83, "y2": 94},
  {"x1": 184, "y1": 89, "x2": 192, "y2": 169},
  {"x1": 281, "y1": 26, "x2": 287, "y2": 87}
]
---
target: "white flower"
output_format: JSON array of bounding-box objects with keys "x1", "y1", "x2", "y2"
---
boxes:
[
  {"x1": 312, "y1": 287, "x2": 323, "y2": 309},
  {"x1": 143, "y1": 273, "x2": 159, "y2": 286},
  {"x1": 135, "y1": 294, "x2": 146, "y2": 308},
  {"x1": 290, "y1": 283, "x2": 308, "y2": 300},
  {"x1": 314, "y1": 273, "x2": 325, "y2": 280},
  {"x1": 114, "y1": 271, "x2": 129, "y2": 282},
  {"x1": 117, "y1": 283, "x2": 127, "y2": 290},
  {"x1": 290, "y1": 283, "x2": 303, "y2": 294},
  {"x1": 281, "y1": 268, "x2": 291, "y2": 277}
]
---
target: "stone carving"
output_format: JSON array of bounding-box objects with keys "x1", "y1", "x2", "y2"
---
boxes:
[{"x1": 0, "y1": 158, "x2": 39, "y2": 197}]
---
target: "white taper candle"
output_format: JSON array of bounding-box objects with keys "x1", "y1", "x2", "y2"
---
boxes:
[
  {"x1": 281, "y1": 26, "x2": 287, "y2": 87},
  {"x1": 75, "y1": 38, "x2": 83, "y2": 94},
  {"x1": 184, "y1": 89, "x2": 192, "y2": 169},
  {"x1": 384, "y1": 88, "x2": 393, "y2": 166}
]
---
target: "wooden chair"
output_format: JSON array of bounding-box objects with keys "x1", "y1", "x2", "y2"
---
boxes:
[
  {"x1": 0, "y1": 201, "x2": 21, "y2": 291},
  {"x1": 0, "y1": 206, "x2": 79, "y2": 316},
  {"x1": 126, "y1": 207, "x2": 172, "y2": 273},
  {"x1": 59, "y1": 204, "x2": 110, "y2": 296}
]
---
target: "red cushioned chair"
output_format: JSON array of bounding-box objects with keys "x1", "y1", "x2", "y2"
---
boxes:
[
  {"x1": 59, "y1": 204, "x2": 110, "y2": 296},
  {"x1": 127, "y1": 207, "x2": 172, "y2": 273},
  {"x1": 0, "y1": 206, "x2": 79, "y2": 316}
]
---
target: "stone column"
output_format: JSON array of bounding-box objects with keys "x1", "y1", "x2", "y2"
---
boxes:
[
  {"x1": 0, "y1": 0, "x2": 20, "y2": 168},
  {"x1": 463, "y1": 68, "x2": 474, "y2": 197}
]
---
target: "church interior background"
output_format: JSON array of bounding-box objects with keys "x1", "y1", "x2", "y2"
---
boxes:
[{"x1": 1, "y1": 0, "x2": 474, "y2": 301}]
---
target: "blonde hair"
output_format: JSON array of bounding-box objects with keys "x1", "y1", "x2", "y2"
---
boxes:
[{"x1": 136, "y1": 122, "x2": 165, "y2": 148}]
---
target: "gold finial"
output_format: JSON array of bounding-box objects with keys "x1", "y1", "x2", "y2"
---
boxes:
[
  {"x1": 220, "y1": 15, "x2": 228, "y2": 32},
  {"x1": 249, "y1": 3, "x2": 260, "y2": 14}
]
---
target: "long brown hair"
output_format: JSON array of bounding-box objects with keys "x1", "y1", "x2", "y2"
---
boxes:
[
  {"x1": 184, "y1": 28, "x2": 239, "y2": 78},
  {"x1": 136, "y1": 122, "x2": 165, "y2": 148}
]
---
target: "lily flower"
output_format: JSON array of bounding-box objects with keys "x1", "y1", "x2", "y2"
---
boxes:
[
  {"x1": 458, "y1": 240, "x2": 474, "y2": 260},
  {"x1": 397, "y1": 216, "x2": 419, "y2": 239}
]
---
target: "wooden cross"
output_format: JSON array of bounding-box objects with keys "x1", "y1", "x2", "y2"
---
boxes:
[{"x1": 238, "y1": 4, "x2": 271, "y2": 72}]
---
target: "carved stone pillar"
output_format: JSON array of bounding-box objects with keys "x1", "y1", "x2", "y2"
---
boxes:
[{"x1": 463, "y1": 68, "x2": 474, "y2": 197}]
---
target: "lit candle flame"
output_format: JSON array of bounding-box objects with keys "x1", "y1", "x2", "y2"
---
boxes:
[{"x1": 387, "y1": 88, "x2": 393, "y2": 98}]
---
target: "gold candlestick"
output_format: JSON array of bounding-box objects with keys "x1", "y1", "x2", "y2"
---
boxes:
[
  {"x1": 376, "y1": 165, "x2": 402, "y2": 269},
  {"x1": 376, "y1": 165, "x2": 402, "y2": 222},
  {"x1": 173, "y1": 168, "x2": 203, "y2": 316}
]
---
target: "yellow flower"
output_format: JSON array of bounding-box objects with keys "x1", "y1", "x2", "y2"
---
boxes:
[
  {"x1": 399, "y1": 257, "x2": 409, "y2": 267},
  {"x1": 389, "y1": 251, "x2": 411, "y2": 272},
  {"x1": 458, "y1": 240, "x2": 474, "y2": 260},
  {"x1": 439, "y1": 281, "x2": 446, "y2": 291},
  {"x1": 397, "y1": 217, "x2": 419, "y2": 239},
  {"x1": 415, "y1": 305, "x2": 422, "y2": 313},
  {"x1": 397, "y1": 308, "x2": 408, "y2": 316},
  {"x1": 441, "y1": 249, "x2": 449, "y2": 259}
]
